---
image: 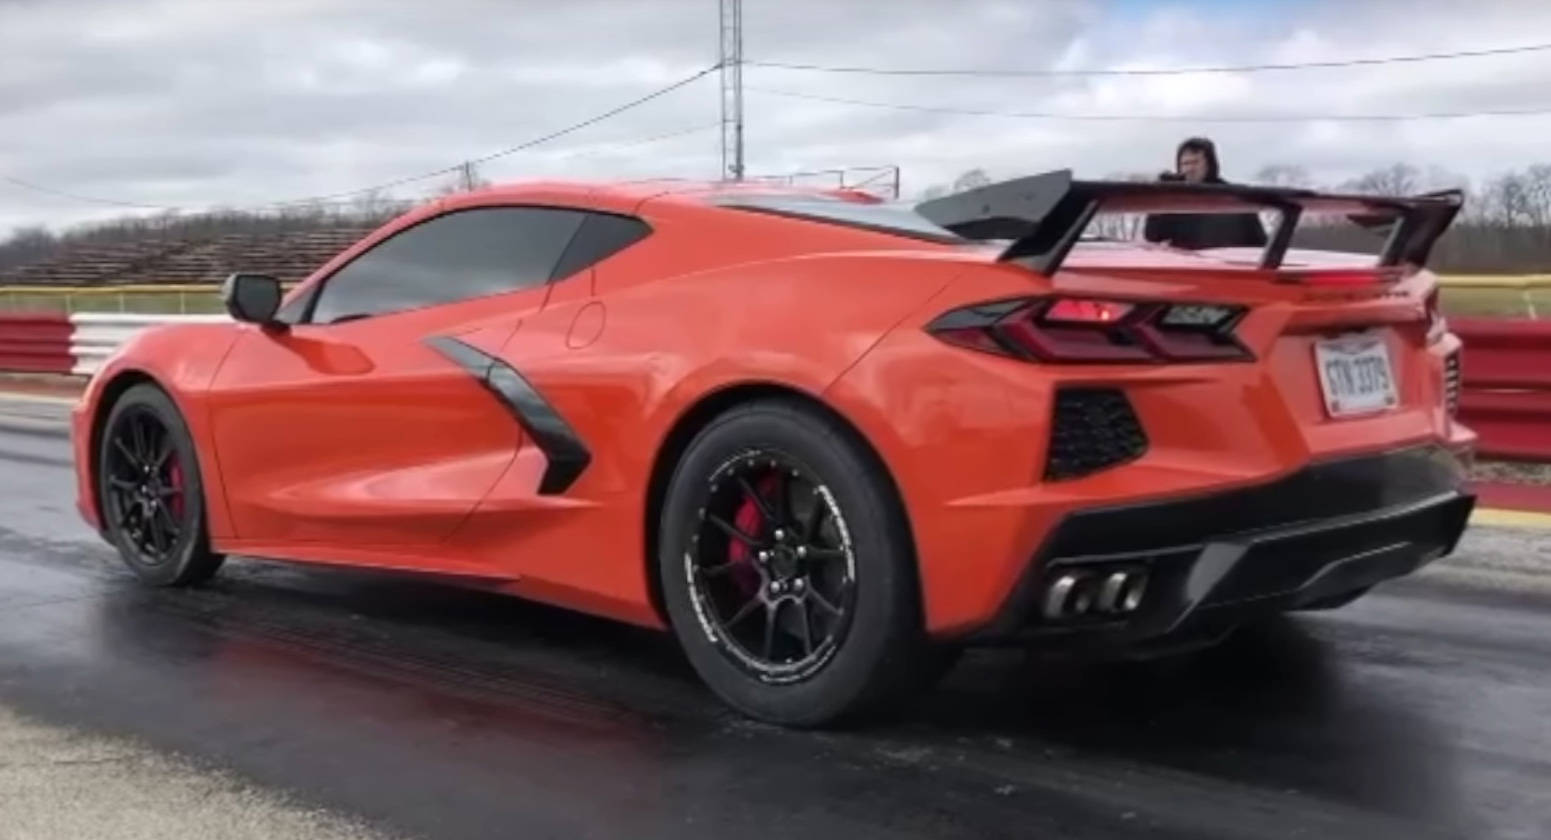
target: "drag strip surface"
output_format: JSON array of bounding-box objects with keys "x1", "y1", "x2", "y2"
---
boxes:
[{"x1": 0, "y1": 415, "x2": 1547, "y2": 840}]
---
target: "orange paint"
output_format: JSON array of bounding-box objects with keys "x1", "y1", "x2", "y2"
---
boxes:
[{"x1": 70, "y1": 178, "x2": 1473, "y2": 639}]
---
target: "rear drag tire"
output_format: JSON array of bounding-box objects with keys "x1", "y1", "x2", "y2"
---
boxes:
[{"x1": 658, "y1": 397, "x2": 937, "y2": 729}]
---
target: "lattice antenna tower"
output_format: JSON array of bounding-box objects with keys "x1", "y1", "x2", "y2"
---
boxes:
[{"x1": 718, "y1": 0, "x2": 745, "y2": 181}]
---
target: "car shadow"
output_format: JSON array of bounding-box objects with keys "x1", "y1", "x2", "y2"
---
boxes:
[
  {"x1": 78, "y1": 557, "x2": 1465, "y2": 830},
  {"x1": 907, "y1": 613, "x2": 1461, "y2": 823}
]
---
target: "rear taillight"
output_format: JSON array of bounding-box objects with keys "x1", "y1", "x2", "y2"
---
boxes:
[{"x1": 926, "y1": 296, "x2": 1253, "y2": 363}]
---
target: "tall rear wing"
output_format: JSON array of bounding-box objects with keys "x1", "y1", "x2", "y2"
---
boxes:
[{"x1": 913, "y1": 169, "x2": 1465, "y2": 276}]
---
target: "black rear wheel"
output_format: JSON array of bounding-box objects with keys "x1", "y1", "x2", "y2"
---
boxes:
[
  {"x1": 658, "y1": 397, "x2": 937, "y2": 728},
  {"x1": 98, "y1": 383, "x2": 225, "y2": 587},
  {"x1": 684, "y1": 447, "x2": 857, "y2": 683}
]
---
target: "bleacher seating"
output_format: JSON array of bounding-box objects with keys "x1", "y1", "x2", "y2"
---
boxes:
[{"x1": 0, "y1": 228, "x2": 372, "y2": 287}]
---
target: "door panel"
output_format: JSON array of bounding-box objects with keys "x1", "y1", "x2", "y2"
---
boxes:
[
  {"x1": 203, "y1": 203, "x2": 653, "y2": 558},
  {"x1": 205, "y1": 309, "x2": 527, "y2": 548}
]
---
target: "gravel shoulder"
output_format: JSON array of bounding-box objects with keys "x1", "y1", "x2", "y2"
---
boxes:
[{"x1": 0, "y1": 705, "x2": 400, "y2": 840}]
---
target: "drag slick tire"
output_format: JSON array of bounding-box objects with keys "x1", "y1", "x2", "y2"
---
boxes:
[
  {"x1": 658, "y1": 397, "x2": 937, "y2": 728},
  {"x1": 97, "y1": 383, "x2": 225, "y2": 588}
]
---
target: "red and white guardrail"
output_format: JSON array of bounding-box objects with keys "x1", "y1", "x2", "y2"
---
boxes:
[
  {"x1": 0, "y1": 312, "x2": 229, "y2": 377},
  {"x1": 3, "y1": 310, "x2": 1551, "y2": 463}
]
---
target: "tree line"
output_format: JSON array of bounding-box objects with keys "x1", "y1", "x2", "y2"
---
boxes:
[
  {"x1": 0, "y1": 167, "x2": 486, "y2": 274},
  {"x1": 3, "y1": 161, "x2": 1550, "y2": 275}
]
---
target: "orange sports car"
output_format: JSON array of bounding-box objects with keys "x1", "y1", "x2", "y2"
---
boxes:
[{"x1": 70, "y1": 171, "x2": 1476, "y2": 728}]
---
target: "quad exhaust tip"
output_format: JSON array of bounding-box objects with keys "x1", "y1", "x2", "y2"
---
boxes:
[{"x1": 1041, "y1": 569, "x2": 1148, "y2": 620}]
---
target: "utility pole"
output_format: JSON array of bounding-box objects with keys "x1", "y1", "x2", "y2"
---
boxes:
[
  {"x1": 718, "y1": 0, "x2": 745, "y2": 181},
  {"x1": 457, "y1": 161, "x2": 478, "y2": 192}
]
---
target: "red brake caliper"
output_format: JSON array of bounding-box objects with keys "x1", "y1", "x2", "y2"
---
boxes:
[{"x1": 725, "y1": 472, "x2": 779, "y2": 596}]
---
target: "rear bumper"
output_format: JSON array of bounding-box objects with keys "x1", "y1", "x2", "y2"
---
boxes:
[{"x1": 966, "y1": 445, "x2": 1475, "y2": 647}]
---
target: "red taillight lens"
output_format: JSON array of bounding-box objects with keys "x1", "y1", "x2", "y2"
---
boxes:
[
  {"x1": 926, "y1": 296, "x2": 1252, "y2": 363},
  {"x1": 1043, "y1": 299, "x2": 1133, "y2": 324}
]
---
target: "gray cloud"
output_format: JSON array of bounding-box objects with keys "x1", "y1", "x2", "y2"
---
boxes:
[{"x1": 1, "y1": 0, "x2": 1548, "y2": 235}]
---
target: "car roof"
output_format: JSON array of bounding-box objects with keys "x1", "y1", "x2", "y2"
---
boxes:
[
  {"x1": 425, "y1": 178, "x2": 883, "y2": 216},
  {"x1": 312, "y1": 177, "x2": 907, "y2": 280},
  {"x1": 394, "y1": 179, "x2": 1392, "y2": 273}
]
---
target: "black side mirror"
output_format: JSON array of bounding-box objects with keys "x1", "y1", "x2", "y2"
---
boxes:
[{"x1": 221, "y1": 272, "x2": 285, "y2": 329}]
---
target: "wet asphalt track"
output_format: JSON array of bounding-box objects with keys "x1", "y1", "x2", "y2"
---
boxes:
[{"x1": 1, "y1": 398, "x2": 1548, "y2": 840}]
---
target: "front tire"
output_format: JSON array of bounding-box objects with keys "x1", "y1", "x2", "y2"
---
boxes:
[
  {"x1": 657, "y1": 397, "x2": 935, "y2": 728},
  {"x1": 97, "y1": 383, "x2": 226, "y2": 587}
]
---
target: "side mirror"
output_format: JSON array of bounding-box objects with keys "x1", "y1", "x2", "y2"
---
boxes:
[{"x1": 221, "y1": 272, "x2": 285, "y2": 329}]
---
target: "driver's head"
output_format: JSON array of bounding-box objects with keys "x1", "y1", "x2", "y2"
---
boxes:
[{"x1": 1175, "y1": 136, "x2": 1219, "y2": 183}]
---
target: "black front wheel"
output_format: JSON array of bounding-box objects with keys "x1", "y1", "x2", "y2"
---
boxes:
[
  {"x1": 97, "y1": 383, "x2": 225, "y2": 587},
  {"x1": 658, "y1": 398, "x2": 937, "y2": 728}
]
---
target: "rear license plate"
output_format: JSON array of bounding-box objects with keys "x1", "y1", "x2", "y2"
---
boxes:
[{"x1": 1314, "y1": 334, "x2": 1398, "y2": 417}]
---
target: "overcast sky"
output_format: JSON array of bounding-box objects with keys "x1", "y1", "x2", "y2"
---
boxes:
[{"x1": 1, "y1": 0, "x2": 1549, "y2": 235}]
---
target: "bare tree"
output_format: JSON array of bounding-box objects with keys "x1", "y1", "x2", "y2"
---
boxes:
[
  {"x1": 1254, "y1": 164, "x2": 1314, "y2": 187},
  {"x1": 9, "y1": 160, "x2": 1551, "y2": 277},
  {"x1": 951, "y1": 168, "x2": 992, "y2": 193},
  {"x1": 1345, "y1": 163, "x2": 1420, "y2": 196},
  {"x1": 429, "y1": 162, "x2": 494, "y2": 197},
  {"x1": 349, "y1": 188, "x2": 395, "y2": 217}
]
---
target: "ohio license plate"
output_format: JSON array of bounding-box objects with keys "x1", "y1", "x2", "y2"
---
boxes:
[{"x1": 1314, "y1": 335, "x2": 1399, "y2": 417}]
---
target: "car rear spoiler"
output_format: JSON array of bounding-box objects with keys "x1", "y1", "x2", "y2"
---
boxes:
[{"x1": 913, "y1": 169, "x2": 1465, "y2": 276}]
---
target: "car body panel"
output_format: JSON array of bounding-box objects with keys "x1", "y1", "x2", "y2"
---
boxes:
[
  {"x1": 824, "y1": 257, "x2": 1473, "y2": 635},
  {"x1": 71, "y1": 178, "x2": 1476, "y2": 641},
  {"x1": 71, "y1": 322, "x2": 242, "y2": 538},
  {"x1": 204, "y1": 313, "x2": 528, "y2": 552}
]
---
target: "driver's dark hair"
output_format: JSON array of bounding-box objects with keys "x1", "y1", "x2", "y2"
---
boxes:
[{"x1": 1175, "y1": 136, "x2": 1222, "y2": 181}]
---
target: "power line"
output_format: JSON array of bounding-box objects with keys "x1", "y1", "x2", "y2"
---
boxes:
[
  {"x1": 0, "y1": 65, "x2": 720, "y2": 214},
  {"x1": 424, "y1": 123, "x2": 724, "y2": 195},
  {"x1": 541, "y1": 122, "x2": 720, "y2": 160},
  {"x1": 748, "y1": 86, "x2": 1551, "y2": 123},
  {"x1": 745, "y1": 41, "x2": 1551, "y2": 78},
  {"x1": 0, "y1": 175, "x2": 177, "y2": 211},
  {"x1": 251, "y1": 64, "x2": 720, "y2": 209}
]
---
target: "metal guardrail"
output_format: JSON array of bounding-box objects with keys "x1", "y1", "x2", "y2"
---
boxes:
[
  {"x1": 5, "y1": 305, "x2": 1550, "y2": 463},
  {"x1": 69, "y1": 312, "x2": 231, "y2": 376},
  {"x1": 1451, "y1": 316, "x2": 1551, "y2": 461},
  {"x1": 3, "y1": 276, "x2": 1549, "y2": 315},
  {"x1": 0, "y1": 313, "x2": 75, "y2": 374}
]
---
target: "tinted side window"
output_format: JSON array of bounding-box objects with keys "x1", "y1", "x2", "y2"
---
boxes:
[
  {"x1": 307, "y1": 206, "x2": 588, "y2": 324},
  {"x1": 550, "y1": 212, "x2": 652, "y2": 280}
]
